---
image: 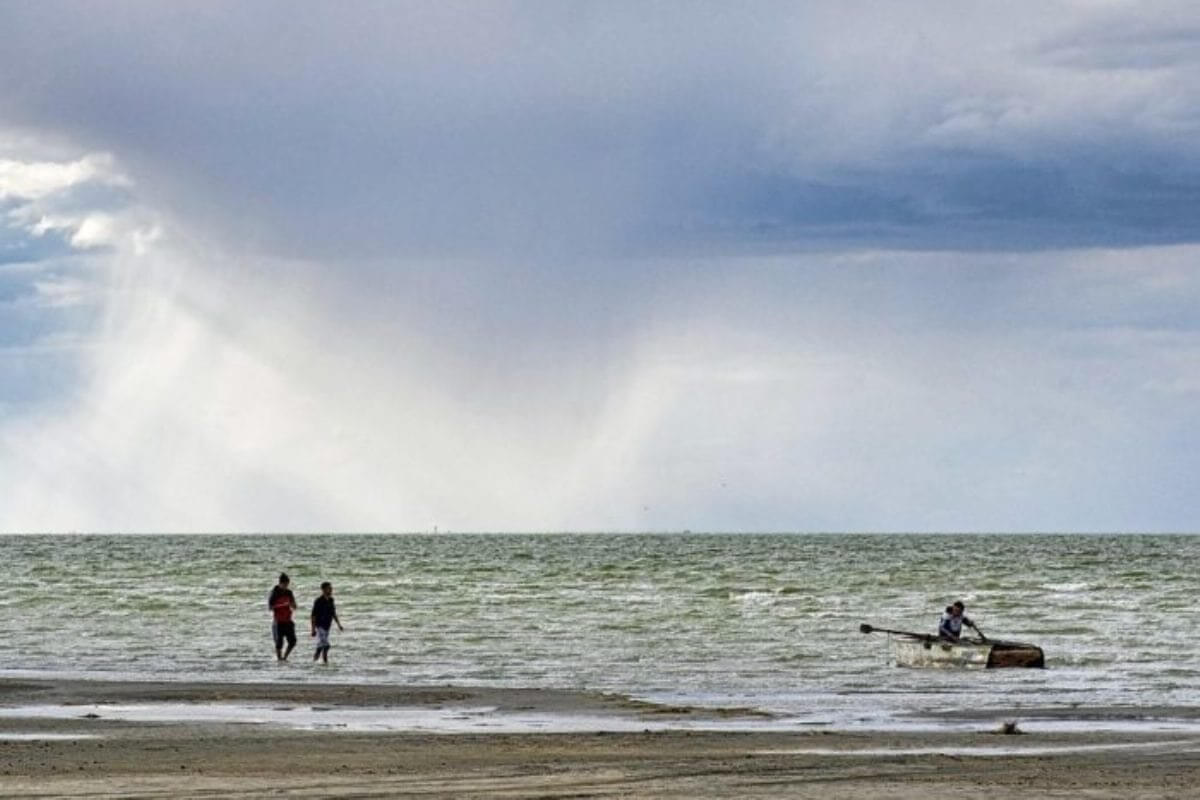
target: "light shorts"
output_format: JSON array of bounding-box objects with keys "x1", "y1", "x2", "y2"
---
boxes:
[{"x1": 314, "y1": 626, "x2": 331, "y2": 648}]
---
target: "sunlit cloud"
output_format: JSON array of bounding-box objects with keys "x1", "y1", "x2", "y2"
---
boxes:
[{"x1": 0, "y1": 153, "x2": 127, "y2": 201}]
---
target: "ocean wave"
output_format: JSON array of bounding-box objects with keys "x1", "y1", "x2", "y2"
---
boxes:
[{"x1": 1041, "y1": 581, "x2": 1090, "y2": 592}]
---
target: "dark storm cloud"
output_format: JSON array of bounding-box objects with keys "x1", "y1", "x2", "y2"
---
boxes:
[
  {"x1": 691, "y1": 157, "x2": 1200, "y2": 252},
  {"x1": 2, "y1": 2, "x2": 1198, "y2": 258}
]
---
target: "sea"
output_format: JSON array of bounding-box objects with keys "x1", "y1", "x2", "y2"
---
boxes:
[{"x1": 2, "y1": 533, "x2": 1198, "y2": 731}]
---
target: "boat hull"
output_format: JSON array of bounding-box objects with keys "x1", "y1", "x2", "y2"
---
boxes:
[{"x1": 892, "y1": 637, "x2": 1044, "y2": 669}]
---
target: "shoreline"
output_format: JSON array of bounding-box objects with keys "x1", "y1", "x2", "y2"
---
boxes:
[
  {"x1": 3, "y1": 676, "x2": 1198, "y2": 726},
  {"x1": 2, "y1": 679, "x2": 1200, "y2": 798},
  {"x1": 0, "y1": 677, "x2": 776, "y2": 721}
]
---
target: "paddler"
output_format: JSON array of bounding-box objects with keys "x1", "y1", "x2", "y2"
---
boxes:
[{"x1": 937, "y1": 600, "x2": 980, "y2": 642}]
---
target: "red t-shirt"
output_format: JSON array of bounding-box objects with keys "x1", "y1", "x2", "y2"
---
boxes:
[{"x1": 269, "y1": 587, "x2": 295, "y2": 623}]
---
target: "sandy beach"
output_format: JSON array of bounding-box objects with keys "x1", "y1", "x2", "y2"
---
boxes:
[{"x1": 1, "y1": 679, "x2": 1198, "y2": 798}]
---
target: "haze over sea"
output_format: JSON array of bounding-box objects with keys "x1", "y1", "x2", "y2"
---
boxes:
[{"x1": 3, "y1": 533, "x2": 1197, "y2": 730}]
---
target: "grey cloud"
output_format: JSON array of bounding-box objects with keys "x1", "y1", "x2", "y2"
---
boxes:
[
  {"x1": 1034, "y1": 12, "x2": 1200, "y2": 71},
  {"x1": 0, "y1": 2, "x2": 756, "y2": 258},
  {"x1": 2, "y1": 2, "x2": 1197, "y2": 258},
  {"x1": 3, "y1": 3, "x2": 1200, "y2": 531}
]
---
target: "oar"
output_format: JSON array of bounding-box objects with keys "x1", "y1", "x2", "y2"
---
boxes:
[{"x1": 859, "y1": 623, "x2": 934, "y2": 642}]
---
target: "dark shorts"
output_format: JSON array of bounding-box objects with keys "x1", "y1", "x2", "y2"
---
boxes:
[{"x1": 272, "y1": 621, "x2": 297, "y2": 649}]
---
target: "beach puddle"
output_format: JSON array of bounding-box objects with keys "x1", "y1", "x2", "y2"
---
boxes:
[
  {"x1": 4, "y1": 702, "x2": 1200, "y2": 737},
  {"x1": 0, "y1": 733, "x2": 101, "y2": 740},
  {"x1": 758, "y1": 738, "x2": 1200, "y2": 758},
  {"x1": 0, "y1": 703, "x2": 691, "y2": 733}
]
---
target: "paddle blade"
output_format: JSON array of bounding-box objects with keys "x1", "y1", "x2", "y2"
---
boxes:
[{"x1": 859, "y1": 623, "x2": 874, "y2": 634}]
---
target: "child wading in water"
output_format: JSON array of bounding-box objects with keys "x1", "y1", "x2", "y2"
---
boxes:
[
  {"x1": 268, "y1": 573, "x2": 298, "y2": 661},
  {"x1": 310, "y1": 582, "x2": 344, "y2": 664}
]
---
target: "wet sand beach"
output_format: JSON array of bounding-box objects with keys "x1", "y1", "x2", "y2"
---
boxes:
[{"x1": 2, "y1": 679, "x2": 1199, "y2": 798}]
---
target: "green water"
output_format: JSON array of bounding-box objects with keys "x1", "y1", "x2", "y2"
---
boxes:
[{"x1": 2, "y1": 533, "x2": 1197, "y2": 724}]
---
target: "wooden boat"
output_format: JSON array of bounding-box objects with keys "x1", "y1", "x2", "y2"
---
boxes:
[
  {"x1": 860, "y1": 624, "x2": 1045, "y2": 669},
  {"x1": 891, "y1": 636, "x2": 1045, "y2": 669}
]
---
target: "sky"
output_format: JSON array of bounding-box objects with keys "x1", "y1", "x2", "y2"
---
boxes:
[{"x1": 1, "y1": 1, "x2": 1198, "y2": 533}]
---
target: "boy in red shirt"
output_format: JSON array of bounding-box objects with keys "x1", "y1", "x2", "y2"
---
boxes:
[{"x1": 267, "y1": 573, "x2": 298, "y2": 661}]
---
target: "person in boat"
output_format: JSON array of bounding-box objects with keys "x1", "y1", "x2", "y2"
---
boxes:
[{"x1": 937, "y1": 600, "x2": 980, "y2": 642}]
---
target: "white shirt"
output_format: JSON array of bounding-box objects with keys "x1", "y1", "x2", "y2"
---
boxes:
[{"x1": 938, "y1": 611, "x2": 973, "y2": 639}]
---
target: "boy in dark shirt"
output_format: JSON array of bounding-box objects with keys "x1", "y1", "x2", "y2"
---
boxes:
[
  {"x1": 310, "y1": 581, "x2": 344, "y2": 664},
  {"x1": 268, "y1": 573, "x2": 298, "y2": 661}
]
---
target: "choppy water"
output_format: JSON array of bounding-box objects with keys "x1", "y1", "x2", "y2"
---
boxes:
[{"x1": 2, "y1": 534, "x2": 1197, "y2": 726}]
